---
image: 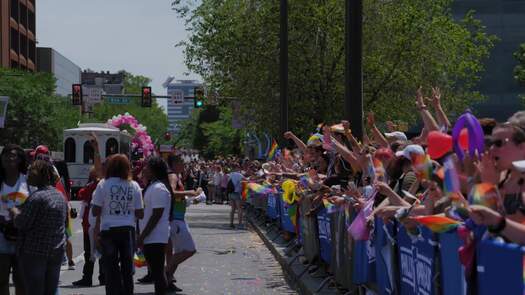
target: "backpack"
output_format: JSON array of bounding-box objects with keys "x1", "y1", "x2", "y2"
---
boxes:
[{"x1": 227, "y1": 179, "x2": 235, "y2": 194}]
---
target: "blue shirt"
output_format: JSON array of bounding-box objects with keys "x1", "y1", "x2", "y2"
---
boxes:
[{"x1": 229, "y1": 172, "x2": 244, "y2": 193}]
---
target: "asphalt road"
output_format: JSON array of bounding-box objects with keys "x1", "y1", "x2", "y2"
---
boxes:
[{"x1": 49, "y1": 202, "x2": 297, "y2": 295}]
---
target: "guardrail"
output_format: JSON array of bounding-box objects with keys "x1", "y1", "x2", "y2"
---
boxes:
[{"x1": 246, "y1": 190, "x2": 525, "y2": 295}]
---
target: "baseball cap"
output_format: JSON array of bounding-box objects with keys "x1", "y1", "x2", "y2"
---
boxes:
[
  {"x1": 31, "y1": 145, "x2": 50, "y2": 159},
  {"x1": 385, "y1": 131, "x2": 408, "y2": 142},
  {"x1": 395, "y1": 144, "x2": 425, "y2": 160}
]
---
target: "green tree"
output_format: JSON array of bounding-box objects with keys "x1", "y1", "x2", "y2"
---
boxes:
[
  {"x1": 173, "y1": 0, "x2": 496, "y2": 139},
  {"x1": 0, "y1": 68, "x2": 81, "y2": 150},
  {"x1": 514, "y1": 43, "x2": 525, "y2": 85}
]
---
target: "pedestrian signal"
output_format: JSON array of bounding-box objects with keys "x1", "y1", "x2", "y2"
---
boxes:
[
  {"x1": 141, "y1": 86, "x2": 152, "y2": 108},
  {"x1": 72, "y1": 84, "x2": 82, "y2": 106}
]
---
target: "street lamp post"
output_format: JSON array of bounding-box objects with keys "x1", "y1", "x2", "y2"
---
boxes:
[
  {"x1": 345, "y1": 0, "x2": 364, "y2": 140},
  {"x1": 280, "y1": 0, "x2": 289, "y2": 141}
]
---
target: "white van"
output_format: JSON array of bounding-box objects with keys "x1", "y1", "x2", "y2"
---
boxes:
[{"x1": 63, "y1": 123, "x2": 132, "y2": 193}]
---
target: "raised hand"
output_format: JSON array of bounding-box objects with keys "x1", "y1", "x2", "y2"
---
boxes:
[
  {"x1": 416, "y1": 86, "x2": 426, "y2": 110},
  {"x1": 283, "y1": 131, "x2": 294, "y2": 140},
  {"x1": 367, "y1": 112, "x2": 376, "y2": 127}
]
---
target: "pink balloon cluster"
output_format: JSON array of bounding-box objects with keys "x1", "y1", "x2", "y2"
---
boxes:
[{"x1": 107, "y1": 113, "x2": 154, "y2": 157}]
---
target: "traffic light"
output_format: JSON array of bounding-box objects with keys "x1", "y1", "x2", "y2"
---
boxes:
[
  {"x1": 194, "y1": 87, "x2": 204, "y2": 108},
  {"x1": 141, "y1": 86, "x2": 152, "y2": 107},
  {"x1": 72, "y1": 84, "x2": 82, "y2": 106}
]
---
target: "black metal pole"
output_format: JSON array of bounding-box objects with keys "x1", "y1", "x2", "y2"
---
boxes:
[
  {"x1": 280, "y1": 0, "x2": 289, "y2": 140},
  {"x1": 345, "y1": 0, "x2": 363, "y2": 140}
]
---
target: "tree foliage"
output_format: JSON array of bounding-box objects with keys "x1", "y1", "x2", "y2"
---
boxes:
[
  {"x1": 514, "y1": 43, "x2": 525, "y2": 86},
  {"x1": 0, "y1": 68, "x2": 81, "y2": 150},
  {"x1": 172, "y1": 0, "x2": 496, "y2": 139}
]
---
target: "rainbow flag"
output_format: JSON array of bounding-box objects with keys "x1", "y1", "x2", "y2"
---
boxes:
[
  {"x1": 469, "y1": 183, "x2": 499, "y2": 210},
  {"x1": 323, "y1": 199, "x2": 337, "y2": 214},
  {"x1": 373, "y1": 158, "x2": 385, "y2": 180},
  {"x1": 134, "y1": 251, "x2": 147, "y2": 268},
  {"x1": 411, "y1": 153, "x2": 433, "y2": 181},
  {"x1": 267, "y1": 139, "x2": 278, "y2": 160},
  {"x1": 247, "y1": 183, "x2": 275, "y2": 195},
  {"x1": 241, "y1": 181, "x2": 250, "y2": 201},
  {"x1": 443, "y1": 157, "x2": 460, "y2": 195},
  {"x1": 413, "y1": 215, "x2": 461, "y2": 233}
]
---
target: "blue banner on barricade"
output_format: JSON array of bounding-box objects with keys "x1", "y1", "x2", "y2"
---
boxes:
[
  {"x1": 375, "y1": 219, "x2": 396, "y2": 295},
  {"x1": 280, "y1": 196, "x2": 296, "y2": 233},
  {"x1": 317, "y1": 208, "x2": 332, "y2": 264},
  {"x1": 439, "y1": 230, "x2": 466, "y2": 295},
  {"x1": 352, "y1": 238, "x2": 377, "y2": 285},
  {"x1": 397, "y1": 225, "x2": 437, "y2": 295},
  {"x1": 266, "y1": 194, "x2": 279, "y2": 220},
  {"x1": 477, "y1": 239, "x2": 525, "y2": 295}
]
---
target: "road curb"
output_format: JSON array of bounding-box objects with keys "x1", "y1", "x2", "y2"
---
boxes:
[{"x1": 247, "y1": 213, "x2": 338, "y2": 295}]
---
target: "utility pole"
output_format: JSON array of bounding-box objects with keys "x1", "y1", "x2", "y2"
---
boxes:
[
  {"x1": 345, "y1": 0, "x2": 364, "y2": 140},
  {"x1": 280, "y1": 0, "x2": 289, "y2": 141}
]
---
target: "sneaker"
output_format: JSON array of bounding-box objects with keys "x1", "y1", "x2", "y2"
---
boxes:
[
  {"x1": 72, "y1": 278, "x2": 92, "y2": 287},
  {"x1": 229, "y1": 223, "x2": 235, "y2": 229},
  {"x1": 166, "y1": 282, "x2": 183, "y2": 292},
  {"x1": 68, "y1": 262, "x2": 76, "y2": 270},
  {"x1": 138, "y1": 273, "x2": 153, "y2": 284}
]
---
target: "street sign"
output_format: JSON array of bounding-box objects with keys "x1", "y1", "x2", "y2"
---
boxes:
[
  {"x1": 106, "y1": 96, "x2": 132, "y2": 105},
  {"x1": 0, "y1": 96, "x2": 9, "y2": 128},
  {"x1": 171, "y1": 89, "x2": 184, "y2": 104},
  {"x1": 85, "y1": 87, "x2": 103, "y2": 104}
]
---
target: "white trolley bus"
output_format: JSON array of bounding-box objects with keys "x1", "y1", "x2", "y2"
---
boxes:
[{"x1": 63, "y1": 123, "x2": 132, "y2": 195}]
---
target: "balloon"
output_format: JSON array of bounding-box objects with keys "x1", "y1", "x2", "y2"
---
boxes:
[
  {"x1": 427, "y1": 131, "x2": 452, "y2": 159},
  {"x1": 452, "y1": 111, "x2": 484, "y2": 161},
  {"x1": 459, "y1": 128, "x2": 469, "y2": 150}
]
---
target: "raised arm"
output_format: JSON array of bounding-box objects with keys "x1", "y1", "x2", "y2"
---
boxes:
[
  {"x1": 416, "y1": 87, "x2": 440, "y2": 132},
  {"x1": 284, "y1": 131, "x2": 307, "y2": 152},
  {"x1": 428, "y1": 87, "x2": 451, "y2": 130},
  {"x1": 367, "y1": 112, "x2": 389, "y2": 148}
]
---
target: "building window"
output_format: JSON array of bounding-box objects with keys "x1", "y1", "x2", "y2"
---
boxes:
[
  {"x1": 64, "y1": 138, "x2": 76, "y2": 162},
  {"x1": 28, "y1": 11, "x2": 35, "y2": 33},
  {"x1": 19, "y1": 4, "x2": 27, "y2": 28},
  {"x1": 20, "y1": 36, "x2": 27, "y2": 58},
  {"x1": 10, "y1": 0, "x2": 18, "y2": 22},
  {"x1": 83, "y1": 141, "x2": 94, "y2": 164},
  {"x1": 28, "y1": 40, "x2": 35, "y2": 62},
  {"x1": 10, "y1": 28, "x2": 19, "y2": 53},
  {"x1": 106, "y1": 138, "x2": 119, "y2": 157}
]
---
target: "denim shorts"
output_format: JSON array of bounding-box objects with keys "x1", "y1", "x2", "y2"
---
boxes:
[{"x1": 229, "y1": 192, "x2": 241, "y2": 202}]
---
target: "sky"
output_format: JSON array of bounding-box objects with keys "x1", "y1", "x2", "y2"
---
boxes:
[{"x1": 37, "y1": 0, "x2": 200, "y2": 110}]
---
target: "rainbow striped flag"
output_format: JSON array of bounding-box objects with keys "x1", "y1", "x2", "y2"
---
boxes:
[
  {"x1": 469, "y1": 183, "x2": 499, "y2": 210},
  {"x1": 267, "y1": 139, "x2": 278, "y2": 160},
  {"x1": 134, "y1": 251, "x2": 147, "y2": 268},
  {"x1": 413, "y1": 215, "x2": 461, "y2": 233},
  {"x1": 322, "y1": 199, "x2": 337, "y2": 214},
  {"x1": 411, "y1": 153, "x2": 433, "y2": 181},
  {"x1": 241, "y1": 181, "x2": 250, "y2": 201},
  {"x1": 247, "y1": 183, "x2": 275, "y2": 195}
]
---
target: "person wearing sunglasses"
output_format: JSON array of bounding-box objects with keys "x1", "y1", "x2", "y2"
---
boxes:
[{"x1": 486, "y1": 111, "x2": 525, "y2": 224}]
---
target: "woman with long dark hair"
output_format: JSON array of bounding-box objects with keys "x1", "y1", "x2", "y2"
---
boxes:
[
  {"x1": 138, "y1": 157, "x2": 173, "y2": 295},
  {"x1": 92, "y1": 154, "x2": 144, "y2": 295},
  {"x1": 0, "y1": 144, "x2": 29, "y2": 295}
]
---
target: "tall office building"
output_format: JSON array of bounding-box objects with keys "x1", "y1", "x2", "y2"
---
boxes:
[
  {"x1": 0, "y1": 0, "x2": 36, "y2": 71},
  {"x1": 453, "y1": 2, "x2": 525, "y2": 121},
  {"x1": 37, "y1": 47, "x2": 81, "y2": 96},
  {"x1": 166, "y1": 79, "x2": 202, "y2": 133}
]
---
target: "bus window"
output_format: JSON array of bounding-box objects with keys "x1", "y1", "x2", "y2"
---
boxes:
[
  {"x1": 83, "y1": 141, "x2": 94, "y2": 164},
  {"x1": 106, "y1": 138, "x2": 119, "y2": 157},
  {"x1": 120, "y1": 137, "x2": 130, "y2": 157},
  {"x1": 64, "y1": 138, "x2": 76, "y2": 163}
]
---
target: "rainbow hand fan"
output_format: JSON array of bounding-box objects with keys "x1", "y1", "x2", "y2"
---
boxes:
[{"x1": 134, "y1": 251, "x2": 147, "y2": 268}]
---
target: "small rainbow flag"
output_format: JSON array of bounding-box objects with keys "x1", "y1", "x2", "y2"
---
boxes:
[
  {"x1": 469, "y1": 183, "x2": 499, "y2": 210},
  {"x1": 323, "y1": 199, "x2": 337, "y2": 214},
  {"x1": 2, "y1": 192, "x2": 28, "y2": 209},
  {"x1": 373, "y1": 158, "x2": 385, "y2": 180},
  {"x1": 247, "y1": 183, "x2": 275, "y2": 195},
  {"x1": 411, "y1": 153, "x2": 433, "y2": 181},
  {"x1": 443, "y1": 157, "x2": 460, "y2": 195},
  {"x1": 267, "y1": 139, "x2": 278, "y2": 160},
  {"x1": 134, "y1": 251, "x2": 147, "y2": 268},
  {"x1": 413, "y1": 215, "x2": 461, "y2": 233},
  {"x1": 241, "y1": 181, "x2": 250, "y2": 201}
]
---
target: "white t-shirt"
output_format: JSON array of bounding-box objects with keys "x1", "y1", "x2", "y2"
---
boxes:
[
  {"x1": 139, "y1": 181, "x2": 171, "y2": 244},
  {"x1": 92, "y1": 178, "x2": 143, "y2": 231},
  {"x1": 0, "y1": 174, "x2": 32, "y2": 220}
]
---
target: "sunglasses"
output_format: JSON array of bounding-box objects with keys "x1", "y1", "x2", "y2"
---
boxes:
[{"x1": 491, "y1": 138, "x2": 510, "y2": 148}]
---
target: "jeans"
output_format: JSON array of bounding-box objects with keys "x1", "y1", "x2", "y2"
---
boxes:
[
  {"x1": 0, "y1": 253, "x2": 23, "y2": 295},
  {"x1": 100, "y1": 226, "x2": 135, "y2": 295},
  {"x1": 143, "y1": 243, "x2": 167, "y2": 295},
  {"x1": 18, "y1": 248, "x2": 64, "y2": 295},
  {"x1": 81, "y1": 230, "x2": 104, "y2": 283}
]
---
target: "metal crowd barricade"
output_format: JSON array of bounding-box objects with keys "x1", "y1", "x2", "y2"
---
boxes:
[
  {"x1": 331, "y1": 206, "x2": 355, "y2": 292},
  {"x1": 477, "y1": 239, "x2": 525, "y2": 295},
  {"x1": 438, "y1": 230, "x2": 466, "y2": 295},
  {"x1": 298, "y1": 192, "x2": 321, "y2": 265},
  {"x1": 317, "y1": 207, "x2": 332, "y2": 264},
  {"x1": 280, "y1": 193, "x2": 296, "y2": 234}
]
